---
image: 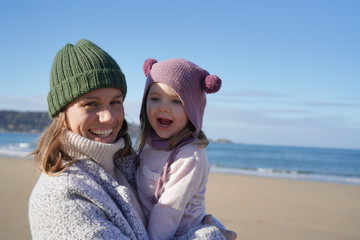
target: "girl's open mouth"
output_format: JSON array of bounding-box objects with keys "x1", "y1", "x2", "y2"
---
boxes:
[{"x1": 158, "y1": 118, "x2": 173, "y2": 127}]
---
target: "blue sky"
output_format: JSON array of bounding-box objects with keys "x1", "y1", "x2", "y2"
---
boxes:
[{"x1": 0, "y1": 0, "x2": 359, "y2": 149}]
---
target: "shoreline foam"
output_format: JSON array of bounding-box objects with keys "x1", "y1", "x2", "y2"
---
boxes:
[{"x1": 210, "y1": 165, "x2": 360, "y2": 186}]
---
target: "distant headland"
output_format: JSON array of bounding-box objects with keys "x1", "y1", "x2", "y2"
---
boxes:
[
  {"x1": 211, "y1": 138, "x2": 233, "y2": 144},
  {"x1": 0, "y1": 111, "x2": 51, "y2": 133}
]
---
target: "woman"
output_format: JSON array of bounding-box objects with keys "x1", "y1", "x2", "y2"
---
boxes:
[{"x1": 29, "y1": 39, "x2": 148, "y2": 239}]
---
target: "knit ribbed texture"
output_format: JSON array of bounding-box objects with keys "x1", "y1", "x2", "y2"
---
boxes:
[
  {"x1": 29, "y1": 132, "x2": 149, "y2": 239},
  {"x1": 61, "y1": 130, "x2": 124, "y2": 176},
  {"x1": 60, "y1": 130, "x2": 148, "y2": 227},
  {"x1": 141, "y1": 58, "x2": 221, "y2": 137},
  {"x1": 47, "y1": 39, "x2": 127, "y2": 118}
]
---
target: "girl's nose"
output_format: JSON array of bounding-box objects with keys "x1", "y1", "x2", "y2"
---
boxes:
[{"x1": 158, "y1": 103, "x2": 169, "y2": 112}]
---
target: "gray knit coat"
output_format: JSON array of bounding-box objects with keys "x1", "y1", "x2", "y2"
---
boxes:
[{"x1": 29, "y1": 153, "x2": 149, "y2": 239}]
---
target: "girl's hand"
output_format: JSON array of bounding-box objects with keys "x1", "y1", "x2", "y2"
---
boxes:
[{"x1": 203, "y1": 214, "x2": 237, "y2": 240}]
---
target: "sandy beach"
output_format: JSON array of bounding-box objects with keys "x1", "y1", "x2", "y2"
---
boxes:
[{"x1": 1, "y1": 157, "x2": 359, "y2": 240}]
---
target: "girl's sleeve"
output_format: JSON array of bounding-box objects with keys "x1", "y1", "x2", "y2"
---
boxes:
[{"x1": 147, "y1": 147, "x2": 209, "y2": 240}]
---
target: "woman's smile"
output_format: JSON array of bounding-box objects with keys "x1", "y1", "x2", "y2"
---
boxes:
[
  {"x1": 89, "y1": 128, "x2": 114, "y2": 138},
  {"x1": 65, "y1": 88, "x2": 125, "y2": 143}
]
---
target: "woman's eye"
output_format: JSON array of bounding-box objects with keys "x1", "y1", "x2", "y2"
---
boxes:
[
  {"x1": 85, "y1": 102, "x2": 97, "y2": 107},
  {"x1": 111, "y1": 100, "x2": 123, "y2": 105}
]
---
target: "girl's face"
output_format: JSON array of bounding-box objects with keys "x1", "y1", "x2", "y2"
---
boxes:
[
  {"x1": 64, "y1": 88, "x2": 124, "y2": 143},
  {"x1": 146, "y1": 83, "x2": 189, "y2": 139}
]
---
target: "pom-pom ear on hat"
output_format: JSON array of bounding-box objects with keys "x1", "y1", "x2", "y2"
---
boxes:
[
  {"x1": 143, "y1": 58, "x2": 158, "y2": 77},
  {"x1": 203, "y1": 75, "x2": 222, "y2": 93},
  {"x1": 140, "y1": 57, "x2": 222, "y2": 139}
]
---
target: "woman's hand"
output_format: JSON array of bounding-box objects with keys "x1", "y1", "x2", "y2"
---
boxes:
[{"x1": 203, "y1": 214, "x2": 237, "y2": 240}]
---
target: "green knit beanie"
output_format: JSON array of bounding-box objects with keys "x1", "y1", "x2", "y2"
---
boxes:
[{"x1": 47, "y1": 39, "x2": 127, "y2": 118}]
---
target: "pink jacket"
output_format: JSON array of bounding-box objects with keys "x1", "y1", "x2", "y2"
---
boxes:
[{"x1": 136, "y1": 142, "x2": 210, "y2": 240}]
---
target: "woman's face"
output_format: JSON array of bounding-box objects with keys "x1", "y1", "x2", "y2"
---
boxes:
[
  {"x1": 146, "y1": 83, "x2": 189, "y2": 139},
  {"x1": 64, "y1": 88, "x2": 124, "y2": 143}
]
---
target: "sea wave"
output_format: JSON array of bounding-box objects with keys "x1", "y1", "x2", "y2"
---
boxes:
[
  {"x1": 210, "y1": 164, "x2": 360, "y2": 186},
  {"x1": 0, "y1": 142, "x2": 35, "y2": 158}
]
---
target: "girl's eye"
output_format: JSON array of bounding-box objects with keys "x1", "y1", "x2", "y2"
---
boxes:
[
  {"x1": 150, "y1": 97, "x2": 160, "y2": 102},
  {"x1": 172, "y1": 99, "x2": 182, "y2": 104}
]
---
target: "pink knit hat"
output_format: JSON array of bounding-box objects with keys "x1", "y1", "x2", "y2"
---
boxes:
[{"x1": 141, "y1": 58, "x2": 222, "y2": 137}]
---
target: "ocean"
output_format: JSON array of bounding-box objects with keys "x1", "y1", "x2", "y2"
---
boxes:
[{"x1": 1, "y1": 132, "x2": 360, "y2": 186}]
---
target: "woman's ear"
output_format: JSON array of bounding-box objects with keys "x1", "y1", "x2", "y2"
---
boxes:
[{"x1": 60, "y1": 112, "x2": 69, "y2": 130}]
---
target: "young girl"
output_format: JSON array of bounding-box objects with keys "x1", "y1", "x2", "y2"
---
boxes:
[{"x1": 136, "y1": 58, "x2": 236, "y2": 239}]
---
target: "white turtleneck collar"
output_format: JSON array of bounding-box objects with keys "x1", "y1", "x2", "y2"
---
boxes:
[
  {"x1": 61, "y1": 130, "x2": 148, "y2": 226},
  {"x1": 60, "y1": 130, "x2": 125, "y2": 176}
]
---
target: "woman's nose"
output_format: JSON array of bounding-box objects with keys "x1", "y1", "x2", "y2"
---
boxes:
[{"x1": 98, "y1": 108, "x2": 115, "y2": 123}]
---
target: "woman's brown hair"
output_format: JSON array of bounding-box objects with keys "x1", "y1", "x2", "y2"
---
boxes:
[{"x1": 31, "y1": 112, "x2": 132, "y2": 175}]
